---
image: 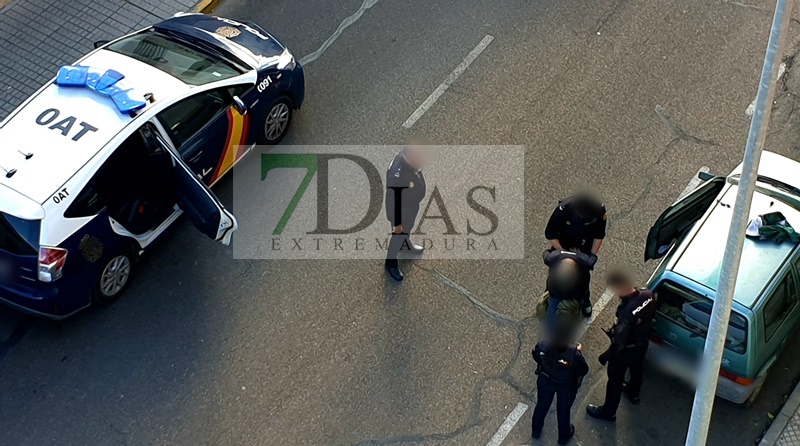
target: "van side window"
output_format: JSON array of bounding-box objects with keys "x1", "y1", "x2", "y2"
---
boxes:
[
  {"x1": 157, "y1": 88, "x2": 232, "y2": 149},
  {"x1": 763, "y1": 273, "x2": 798, "y2": 341}
]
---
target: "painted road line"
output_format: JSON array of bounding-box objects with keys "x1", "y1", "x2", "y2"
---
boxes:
[
  {"x1": 486, "y1": 402, "x2": 530, "y2": 446},
  {"x1": 492, "y1": 167, "x2": 712, "y2": 445},
  {"x1": 402, "y1": 35, "x2": 495, "y2": 129},
  {"x1": 746, "y1": 63, "x2": 786, "y2": 117},
  {"x1": 299, "y1": 0, "x2": 381, "y2": 66}
]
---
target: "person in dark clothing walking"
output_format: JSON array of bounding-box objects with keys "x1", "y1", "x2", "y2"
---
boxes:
[
  {"x1": 587, "y1": 271, "x2": 656, "y2": 421},
  {"x1": 544, "y1": 192, "x2": 607, "y2": 317},
  {"x1": 384, "y1": 142, "x2": 428, "y2": 282},
  {"x1": 532, "y1": 318, "x2": 589, "y2": 445},
  {"x1": 543, "y1": 249, "x2": 597, "y2": 326}
]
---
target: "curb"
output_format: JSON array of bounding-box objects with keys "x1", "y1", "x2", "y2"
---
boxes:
[
  {"x1": 193, "y1": 0, "x2": 221, "y2": 13},
  {"x1": 760, "y1": 380, "x2": 800, "y2": 445}
]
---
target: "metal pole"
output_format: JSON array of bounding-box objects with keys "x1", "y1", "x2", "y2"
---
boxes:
[{"x1": 685, "y1": 1, "x2": 792, "y2": 444}]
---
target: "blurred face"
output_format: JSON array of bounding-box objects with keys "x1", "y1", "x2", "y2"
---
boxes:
[{"x1": 404, "y1": 144, "x2": 429, "y2": 169}]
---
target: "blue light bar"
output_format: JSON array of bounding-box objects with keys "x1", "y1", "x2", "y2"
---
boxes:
[{"x1": 55, "y1": 65, "x2": 147, "y2": 114}]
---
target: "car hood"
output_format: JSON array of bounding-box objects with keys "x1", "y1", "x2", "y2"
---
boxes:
[{"x1": 158, "y1": 14, "x2": 289, "y2": 69}]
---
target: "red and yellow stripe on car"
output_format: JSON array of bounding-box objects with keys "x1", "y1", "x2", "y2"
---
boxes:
[{"x1": 210, "y1": 108, "x2": 250, "y2": 185}]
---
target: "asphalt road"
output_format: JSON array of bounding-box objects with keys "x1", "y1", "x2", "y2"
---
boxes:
[{"x1": 4, "y1": 1, "x2": 800, "y2": 445}]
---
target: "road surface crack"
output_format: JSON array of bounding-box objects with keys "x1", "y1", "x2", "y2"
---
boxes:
[
  {"x1": 655, "y1": 105, "x2": 720, "y2": 149},
  {"x1": 595, "y1": 0, "x2": 626, "y2": 35},
  {"x1": 353, "y1": 267, "x2": 538, "y2": 446}
]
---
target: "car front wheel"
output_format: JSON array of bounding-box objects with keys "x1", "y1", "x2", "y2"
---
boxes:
[{"x1": 259, "y1": 97, "x2": 293, "y2": 145}]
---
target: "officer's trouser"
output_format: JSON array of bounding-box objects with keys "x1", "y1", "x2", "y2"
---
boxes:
[
  {"x1": 386, "y1": 217, "x2": 418, "y2": 266},
  {"x1": 601, "y1": 343, "x2": 648, "y2": 416},
  {"x1": 532, "y1": 375, "x2": 577, "y2": 440}
]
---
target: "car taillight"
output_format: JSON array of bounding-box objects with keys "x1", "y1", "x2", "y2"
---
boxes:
[
  {"x1": 719, "y1": 369, "x2": 753, "y2": 386},
  {"x1": 38, "y1": 246, "x2": 67, "y2": 282}
]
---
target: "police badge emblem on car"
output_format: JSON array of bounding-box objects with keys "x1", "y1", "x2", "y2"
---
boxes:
[{"x1": 215, "y1": 26, "x2": 241, "y2": 38}]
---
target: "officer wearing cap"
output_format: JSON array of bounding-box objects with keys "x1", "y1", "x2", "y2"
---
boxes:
[
  {"x1": 532, "y1": 318, "x2": 588, "y2": 445},
  {"x1": 544, "y1": 191, "x2": 607, "y2": 317},
  {"x1": 384, "y1": 142, "x2": 428, "y2": 282},
  {"x1": 587, "y1": 271, "x2": 656, "y2": 421}
]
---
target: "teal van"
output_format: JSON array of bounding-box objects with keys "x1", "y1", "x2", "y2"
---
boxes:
[{"x1": 644, "y1": 151, "x2": 800, "y2": 405}]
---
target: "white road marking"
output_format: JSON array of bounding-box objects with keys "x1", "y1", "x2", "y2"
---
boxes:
[
  {"x1": 486, "y1": 402, "x2": 529, "y2": 446},
  {"x1": 402, "y1": 35, "x2": 495, "y2": 129},
  {"x1": 490, "y1": 167, "x2": 712, "y2": 445},
  {"x1": 746, "y1": 62, "x2": 786, "y2": 117},
  {"x1": 299, "y1": 0, "x2": 381, "y2": 66}
]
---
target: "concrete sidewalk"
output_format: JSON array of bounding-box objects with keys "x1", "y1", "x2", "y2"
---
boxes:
[
  {"x1": 0, "y1": 0, "x2": 219, "y2": 120},
  {"x1": 760, "y1": 380, "x2": 800, "y2": 446}
]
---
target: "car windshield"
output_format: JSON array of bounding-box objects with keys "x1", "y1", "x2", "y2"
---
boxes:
[
  {"x1": 655, "y1": 281, "x2": 748, "y2": 354},
  {"x1": 106, "y1": 30, "x2": 244, "y2": 85}
]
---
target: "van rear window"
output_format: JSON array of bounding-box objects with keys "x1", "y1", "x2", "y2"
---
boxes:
[
  {"x1": 0, "y1": 213, "x2": 40, "y2": 255},
  {"x1": 655, "y1": 281, "x2": 748, "y2": 354}
]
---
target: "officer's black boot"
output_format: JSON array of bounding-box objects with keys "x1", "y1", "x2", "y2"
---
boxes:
[
  {"x1": 581, "y1": 294, "x2": 592, "y2": 318},
  {"x1": 622, "y1": 382, "x2": 640, "y2": 405},
  {"x1": 407, "y1": 240, "x2": 424, "y2": 254},
  {"x1": 586, "y1": 404, "x2": 616, "y2": 421},
  {"x1": 557, "y1": 424, "x2": 575, "y2": 445},
  {"x1": 385, "y1": 259, "x2": 404, "y2": 282}
]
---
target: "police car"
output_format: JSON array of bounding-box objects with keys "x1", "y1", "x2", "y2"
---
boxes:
[{"x1": 0, "y1": 13, "x2": 305, "y2": 318}]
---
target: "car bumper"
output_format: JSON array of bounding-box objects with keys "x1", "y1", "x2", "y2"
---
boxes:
[
  {"x1": 0, "y1": 283, "x2": 88, "y2": 320},
  {"x1": 646, "y1": 341, "x2": 757, "y2": 404}
]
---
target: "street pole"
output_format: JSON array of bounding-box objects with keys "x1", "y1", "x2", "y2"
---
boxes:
[{"x1": 685, "y1": 0, "x2": 793, "y2": 444}]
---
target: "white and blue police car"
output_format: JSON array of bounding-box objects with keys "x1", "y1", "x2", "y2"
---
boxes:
[{"x1": 0, "y1": 13, "x2": 305, "y2": 318}]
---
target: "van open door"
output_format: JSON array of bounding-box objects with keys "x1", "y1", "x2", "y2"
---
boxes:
[
  {"x1": 151, "y1": 132, "x2": 238, "y2": 245},
  {"x1": 644, "y1": 175, "x2": 726, "y2": 261}
]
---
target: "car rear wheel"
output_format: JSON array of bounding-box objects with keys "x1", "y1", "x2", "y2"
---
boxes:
[
  {"x1": 92, "y1": 250, "x2": 135, "y2": 305},
  {"x1": 259, "y1": 97, "x2": 293, "y2": 145},
  {"x1": 743, "y1": 370, "x2": 768, "y2": 407}
]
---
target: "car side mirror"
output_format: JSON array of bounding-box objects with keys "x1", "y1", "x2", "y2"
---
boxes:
[
  {"x1": 698, "y1": 171, "x2": 714, "y2": 181},
  {"x1": 232, "y1": 96, "x2": 248, "y2": 115},
  {"x1": 93, "y1": 40, "x2": 110, "y2": 49}
]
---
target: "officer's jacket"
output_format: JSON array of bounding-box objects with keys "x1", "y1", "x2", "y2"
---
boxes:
[
  {"x1": 543, "y1": 249, "x2": 596, "y2": 301},
  {"x1": 532, "y1": 341, "x2": 589, "y2": 386},
  {"x1": 385, "y1": 151, "x2": 427, "y2": 227},
  {"x1": 609, "y1": 288, "x2": 656, "y2": 353},
  {"x1": 544, "y1": 197, "x2": 607, "y2": 252}
]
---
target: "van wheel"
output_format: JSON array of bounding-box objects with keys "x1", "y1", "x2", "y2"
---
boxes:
[
  {"x1": 744, "y1": 372, "x2": 768, "y2": 407},
  {"x1": 258, "y1": 97, "x2": 293, "y2": 145},
  {"x1": 92, "y1": 250, "x2": 135, "y2": 305}
]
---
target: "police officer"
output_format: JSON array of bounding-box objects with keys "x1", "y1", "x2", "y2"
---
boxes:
[
  {"x1": 586, "y1": 271, "x2": 656, "y2": 421},
  {"x1": 544, "y1": 191, "x2": 607, "y2": 317},
  {"x1": 543, "y1": 249, "x2": 597, "y2": 329},
  {"x1": 384, "y1": 142, "x2": 428, "y2": 282},
  {"x1": 532, "y1": 318, "x2": 589, "y2": 445}
]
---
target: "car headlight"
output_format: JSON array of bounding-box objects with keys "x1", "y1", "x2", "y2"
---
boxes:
[{"x1": 277, "y1": 49, "x2": 296, "y2": 70}]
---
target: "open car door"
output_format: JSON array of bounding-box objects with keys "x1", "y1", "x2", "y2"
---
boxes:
[
  {"x1": 644, "y1": 175, "x2": 726, "y2": 261},
  {"x1": 151, "y1": 130, "x2": 238, "y2": 245}
]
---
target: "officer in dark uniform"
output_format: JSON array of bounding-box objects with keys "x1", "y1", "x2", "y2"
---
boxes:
[
  {"x1": 544, "y1": 192, "x2": 607, "y2": 317},
  {"x1": 384, "y1": 143, "x2": 428, "y2": 282},
  {"x1": 532, "y1": 318, "x2": 589, "y2": 445},
  {"x1": 587, "y1": 271, "x2": 656, "y2": 421}
]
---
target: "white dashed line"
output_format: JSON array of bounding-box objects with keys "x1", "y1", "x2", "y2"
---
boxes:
[
  {"x1": 486, "y1": 402, "x2": 530, "y2": 446},
  {"x1": 402, "y1": 35, "x2": 494, "y2": 129},
  {"x1": 488, "y1": 167, "x2": 712, "y2": 445}
]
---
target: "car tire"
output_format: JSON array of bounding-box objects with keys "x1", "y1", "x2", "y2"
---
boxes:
[
  {"x1": 743, "y1": 370, "x2": 768, "y2": 407},
  {"x1": 258, "y1": 97, "x2": 293, "y2": 145},
  {"x1": 92, "y1": 249, "x2": 136, "y2": 305}
]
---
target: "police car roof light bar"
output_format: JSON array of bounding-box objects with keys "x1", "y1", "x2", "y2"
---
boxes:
[{"x1": 55, "y1": 65, "x2": 147, "y2": 115}]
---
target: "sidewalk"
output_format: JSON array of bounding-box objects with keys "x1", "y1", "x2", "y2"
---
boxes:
[
  {"x1": 0, "y1": 0, "x2": 218, "y2": 121},
  {"x1": 760, "y1": 380, "x2": 800, "y2": 446}
]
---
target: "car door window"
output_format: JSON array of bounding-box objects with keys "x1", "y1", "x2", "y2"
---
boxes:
[
  {"x1": 157, "y1": 89, "x2": 231, "y2": 149},
  {"x1": 764, "y1": 272, "x2": 798, "y2": 341}
]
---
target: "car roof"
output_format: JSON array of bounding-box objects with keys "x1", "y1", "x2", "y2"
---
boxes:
[
  {"x1": 0, "y1": 49, "x2": 191, "y2": 206},
  {"x1": 671, "y1": 156, "x2": 800, "y2": 308}
]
